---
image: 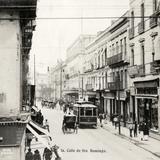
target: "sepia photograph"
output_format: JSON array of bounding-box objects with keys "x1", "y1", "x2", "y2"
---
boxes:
[{"x1": 0, "y1": 0, "x2": 160, "y2": 159}]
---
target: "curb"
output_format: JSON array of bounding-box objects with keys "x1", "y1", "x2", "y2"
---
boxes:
[{"x1": 101, "y1": 125, "x2": 160, "y2": 158}]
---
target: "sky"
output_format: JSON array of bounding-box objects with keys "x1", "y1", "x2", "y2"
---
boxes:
[{"x1": 30, "y1": 0, "x2": 129, "y2": 73}]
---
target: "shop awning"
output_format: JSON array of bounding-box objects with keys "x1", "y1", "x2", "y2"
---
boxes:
[
  {"x1": 135, "y1": 94, "x2": 158, "y2": 99},
  {"x1": 29, "y1": 120, "x2": 52, "y2": 138},
  {"x1": 26, "y1": 124, "x2": 51, "y2": 149},
  {"x1": 134, "y1": 78, "x2": 159, "y2": 88}
]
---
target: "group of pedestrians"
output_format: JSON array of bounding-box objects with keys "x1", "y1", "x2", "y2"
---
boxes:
[
  {"x1": 25, "y1": 147, "x2": 52, "y2": 160},
  {"x1": 128, "y1": 121, "x2": 138, "y2": 138},
  {"x1": 128, "y1": 121, "x2": 149, "y2": 140},
  {"x1": 99, "y1": 112, "x2": 150, "y2": 141}
]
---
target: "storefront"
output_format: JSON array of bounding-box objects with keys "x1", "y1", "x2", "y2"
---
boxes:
[
  {"x1": 136, "y1": 97, "x2": 158, "y2": 130},
  {"x1": 134, "y1": 78, "x2": 159, "y2": 132}
]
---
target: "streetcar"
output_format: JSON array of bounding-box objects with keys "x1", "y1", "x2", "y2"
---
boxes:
[{"x1": 73, "y1": 101, "x2": 98, "y2": 127}]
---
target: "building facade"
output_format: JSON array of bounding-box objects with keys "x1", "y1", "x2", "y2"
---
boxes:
[
  {"x1": 63, "y1": 35, "x2": 96, "y2": 103},
  {"x1": 128, "y1": 0, "x2": 160, "y2": 136},
  {"x1": 0, "y1": 0, "x2": 37, "y2": 159}
]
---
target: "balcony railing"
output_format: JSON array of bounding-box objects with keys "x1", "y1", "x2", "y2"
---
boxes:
[
  {"x1": 129, "y1": 27, "x2": 134, "y2": 39},
  {"x1": 86, "y1": 84, "x2": 93, "y2": 91},
  {"x1": 128, "y1": 64, "x2": 145, "y2": 78},
  {"x1": 138, "y1": 21, "x2": 145, "y2": 34},
  {"x1": 107, "y1": 81, "x2": 123, "y2": 91},
  {"x1": 107, "y1": 53, "x2": 123, "y2": 66},
  {"x1": 150, "y1": 13, "x2": 158, "y2": 28},
  {"x1": 150, "y1": 60, "x2": 160, "y2": 75}
]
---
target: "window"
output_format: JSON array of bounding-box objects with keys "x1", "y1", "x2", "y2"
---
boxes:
[
  {"x1": 105, "y1": 48, "x2": 107, "y2": 65},
  {"x1": 98, "y1": 55, "x2": 100, "y2": 68},
  {"x1": 125, "y1": 69, "x2": 127, "y2": 88},
  {"x1": 131, "y1": 11, "x2": 134, "y2": 28},
  {"x1": 131, "y1": 48, "x2": 135, "y2": 66},
  {"x1": 141, "y1": 44, "x2": 145, "y2": 65},
  {"x1": 124, "y1": 37, "x2": 127, "y2": 56},
  {"x1": 120, "y1": 39, "x2": 123, "y2": 53},
  {"x1": 105, "y1": 72, "x2": 108, "y2": 87},
  {"x1": 102, "y1": 53, "x2": 104, "y2": 67},
  {"x1": 153, "y1": 0, "x2": 157, "y2": 12},
  {"x1": 93, "y1": 108, "x2": 97, "y2": 116},
  {"x1": 116, "y1": 41, "x2": 119, "y2": 54},
  {"x1": 120, "y1": 70, "x2": 123, "y2": 82},
  {"x1": 113, "y1": 72, "x2": 115, "y2": 81},
  {"x1": 80, "y1": 108, "x2": 85, "y2": 116},
  {"x1": 141, "y1": 3, "x2": 144, "y2": 22},
  {"x1": 112, "y1": 44, "x2": 115, "y2": 56}
]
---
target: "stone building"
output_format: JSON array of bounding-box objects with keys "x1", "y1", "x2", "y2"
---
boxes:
[
  {"x1": 128, "y1": 0, "x2": 160, "y2": 137},
  {"x1": 0, "y1": 0, "x2": 37, "y2": 159}
]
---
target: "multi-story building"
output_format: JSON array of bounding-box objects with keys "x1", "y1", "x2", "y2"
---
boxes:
[
  {"x1": 50, "y1": 60, "x2": 64, "y2": 101},
  {"x1": 128, "y1": 0, "x2": 160, "y2": 137},
  {"x1": 83, "y1": 31, "x2": 110, "y2": 112},
  {"x1": 83, "y1": 13, "x2": 130, "y2": 125},
  {"x1": 36, "y1": 72, "x2": 50, "y2": 100},
  {"x1": 63, "y1": 35, "x2": 95, "y2": 102},
  {"x1": 106, "y1": 12, "x2": 130, "y2": 126},
  {"x1": 0, "y1": 0, "x2": 37, "y2": 159}
]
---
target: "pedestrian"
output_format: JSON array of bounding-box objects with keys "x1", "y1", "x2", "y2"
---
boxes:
[
  {"x1": 44, "y1": 119, "x2": 50, "y2": 132},
  {"x1": 99, "y1": 113, "x2": 104, "y2": 127},
  {"x1": 33, "y1": 150, "x2": 41, "y2": 160},
  {"x1": 113, "y1": 116, "x2": 118, "y2": 129},
  {"x1": 143, "y1": 123, "x2": 149, "y2": 141},
  {"x1": 25, "y1": 148, "x2": 33, "y2": 160},
  {"x1": 133, "y1": 121, "x2": 138, "y2": 137},
  {"x1": 139, "y1": 122, "x2": 144, "y2": 140},
  {"x1": 43, "y1": 147, "x2": 52, "y2": 160},
  {"x1": 128, "y1": 122, "x2": 133, "y2": 138}
]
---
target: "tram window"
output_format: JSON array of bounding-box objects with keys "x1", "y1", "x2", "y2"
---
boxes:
[
  {"x1": 93, "y1": 108, "x2": 97, "y2": 116},
  {"x1": 80, "y1": 108, "x2": 85, "y2": 116},
  {"x1": 85, "y1": 109, "x2": 92, "y2": 116}
]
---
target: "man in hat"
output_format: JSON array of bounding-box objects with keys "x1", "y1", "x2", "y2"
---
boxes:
[{"x1": 25, "y1": 148, "x2": 33, "y2": 160}]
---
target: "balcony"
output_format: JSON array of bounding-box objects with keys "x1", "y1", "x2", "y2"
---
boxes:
[
  {"x1": 107, "y1": 81, "x2": 123, "y2": 91},
  {"x1": 129, "y1": 27, "x2": 134, "y2": 39},
  {"x1": 86, "y1": 84, "x2": 93, "y2": 91},
  {"x1": 107, "y1": 53, "x2": 123, "y2": 67},
  {"x1": 150, "y1": 13, "x2": 158, "y2": 28},
  {"x1": 138, "y1": 64, "x2": 145, "y2": 76},
  {"x1": 150, "y1": 60, "x2": 160, "y2": 75},
  {"x1": 138, "y1": 21, "x2": 144, "y2": 34},
  {"x1": 128, "y1": 64, "x2": 145, "y2": 78}
]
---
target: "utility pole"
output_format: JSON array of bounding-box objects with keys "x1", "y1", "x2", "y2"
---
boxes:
[
  {"x1": 117, "y1": 73, "x2": 121, "y2": 135},
  {"x1": 34, "y1": 54, "x2": 36, "y2": 106},
  {"x1": 82, "y1": 76, "x2": 83, "y2": 99},
  {"x1": 60, "y1": 63, "x2": 62, "y2": 99}
]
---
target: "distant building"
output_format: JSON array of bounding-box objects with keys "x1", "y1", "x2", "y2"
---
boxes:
[{"x1": 63, "y1": 35, "x2": 96, "y2": 102}]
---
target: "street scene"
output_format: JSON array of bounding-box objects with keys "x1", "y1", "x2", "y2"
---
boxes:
[{"x1": 0, "y1": 0, "x2": 160, "y2": 160}]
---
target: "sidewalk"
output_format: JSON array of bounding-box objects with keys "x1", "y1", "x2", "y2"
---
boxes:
[{"x1": 100, "y1": 120, "x2": 160, "y2": 158}]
